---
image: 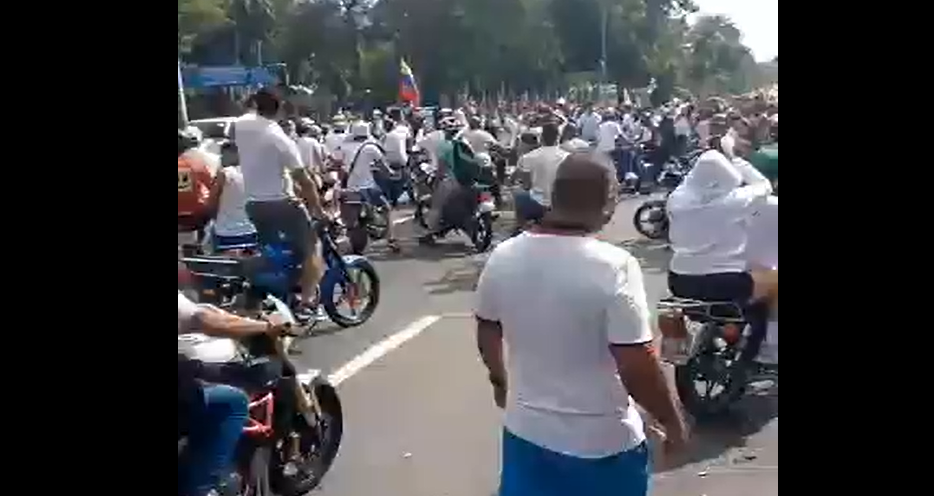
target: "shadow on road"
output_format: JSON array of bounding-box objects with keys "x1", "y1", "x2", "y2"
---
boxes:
[
  {"x1": 614, "y1": 238, "x2": 671, "y2": 276},
  {"x1": 365, "y1": 239, "x2": 478, "y2": 263},
  {"x1": 423, "y1": 255, "x2": 486, "y2": 295},
  {"x1": 655, "y1": 382, "x2": 778, "y2": 474}
]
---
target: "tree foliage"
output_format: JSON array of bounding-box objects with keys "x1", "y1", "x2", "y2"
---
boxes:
[{"x1": 178, "y1": 0, "x2": 774, "y2": 103}]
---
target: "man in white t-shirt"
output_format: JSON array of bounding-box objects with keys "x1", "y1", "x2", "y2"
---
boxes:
[
  {"x1": 513, "y1": 122, "x2": 568, "y2": 227},
  {"x1": 462, "y1": 116, "x2": 498, "y2": 156},
  {"x1": 324, "y1": 115, "x2": 348, "y2": 161},
  {"x1": 577, "y1": 104, "x2": 602, "y2": 143},
  {"x1": 296, "y1": 121, "x2": 327, "y2": 175},
  {"x1": 475, "y1": 154, "x2": 687, "y2": 496},
  {"x1": 335, "y1": 121, "x2": 399, "y2": 249},
  {"x1": 235, "y1": 89, "x2": 327, "y2": 309}
]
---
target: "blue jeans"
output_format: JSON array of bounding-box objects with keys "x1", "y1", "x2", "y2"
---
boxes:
[
  {"x1": 179, "y1": 384, "x2": 249, "y2": 496},
  {"x1": 500, "y1": 430, "x2": 650, "y2": 496}
]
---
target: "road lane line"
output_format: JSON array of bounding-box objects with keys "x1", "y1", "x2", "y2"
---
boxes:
[
  {"x1": 328, "y1": 315, "x2": 441, "y2": 386},
  {"x1": 392, "y1": 214, "x2": 414, "y2": 225}
]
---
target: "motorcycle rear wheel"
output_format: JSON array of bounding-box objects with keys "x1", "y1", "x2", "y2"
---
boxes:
[
  {"x1": 675, "y1": 347, "x2": 748, "y2": 420},
  {"x1": 633, "y1": 200, "x2": 668, "y2": 240},
  {"x1": 347, "y1": 226, "x2": 369, "y2": 255},
  {"x1": 471, "y1": 212, "x2": 494, "y2": 252}
]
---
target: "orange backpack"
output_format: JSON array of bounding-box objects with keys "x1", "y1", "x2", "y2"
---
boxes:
[{"x1": 177, "y1": 153, "x2": 213, "y2": 218}]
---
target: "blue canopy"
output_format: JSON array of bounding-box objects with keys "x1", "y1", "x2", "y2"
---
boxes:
[{"x1": 182, "y1": 65, "x2": 277, "y2": 89}]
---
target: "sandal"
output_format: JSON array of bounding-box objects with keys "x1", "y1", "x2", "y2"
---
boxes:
[{"x1": 386, "y1": 238, "x2": 401, "y2": 253}]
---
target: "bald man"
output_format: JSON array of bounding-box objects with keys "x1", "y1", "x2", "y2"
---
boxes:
[{"x1": 475, "y1": 154, "x2": 687, "y2": 496}]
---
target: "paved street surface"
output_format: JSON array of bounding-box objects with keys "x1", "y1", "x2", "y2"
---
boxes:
[{"x1": 289, "y1": 194, "x2": 778, "y2": 496}]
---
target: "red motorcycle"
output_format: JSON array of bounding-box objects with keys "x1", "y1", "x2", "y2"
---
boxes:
[{"x1": 177, "y1": 297, "x2": 343, "y2": 495}]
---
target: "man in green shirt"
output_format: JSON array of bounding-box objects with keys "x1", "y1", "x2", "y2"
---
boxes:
[{"x1": 749, "y1": 143, "x2": 778, "y2": 183}]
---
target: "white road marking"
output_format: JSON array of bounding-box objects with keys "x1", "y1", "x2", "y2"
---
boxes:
[
  {"x1": 392, "y1": 214, "x2": 414, "y2": 225},
  {"x1": 328, "y1": 315, "x2": 441, "y2": 386}
]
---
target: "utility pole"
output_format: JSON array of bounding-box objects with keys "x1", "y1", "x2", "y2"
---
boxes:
[
  {"x1": 178, "y1": 59, "x2": 189, "y2": 129},
  {"x1": 599, "y1": 1, "x2": 608, "y2": 104}
]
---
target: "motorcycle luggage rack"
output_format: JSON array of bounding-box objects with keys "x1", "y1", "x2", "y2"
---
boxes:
[{"x1": 657, "y1": 297, "x2": 746, "y2": 323}]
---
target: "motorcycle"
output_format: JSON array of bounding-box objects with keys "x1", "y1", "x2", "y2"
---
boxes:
[
  {"x1": 177, "y1": 296, "x2": 343, "y2": 495},
  {"x1": 182, "y1": 219, "x2": 380, "y2": 330},
  {"x1": 338, "y1": 189, "x2": 390, "y2": 255},
  {"x1": 657, "y1": 297, "x2": 778, "y2": 420},
  {"x1": 413, "y1": 175, "x2": 497, "y2": 253},
  {"x1": 631, "y1": 150, "x2": 697, "y2": 240}
]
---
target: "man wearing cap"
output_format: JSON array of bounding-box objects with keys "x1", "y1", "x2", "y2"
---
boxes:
[{"x1": 335, "y1": 121, "x2": 400, "y2": 250}]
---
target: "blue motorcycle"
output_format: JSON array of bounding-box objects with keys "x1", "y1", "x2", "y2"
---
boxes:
[{"x1": 183, "y1": 219, "x2": 380, "y2": 330}]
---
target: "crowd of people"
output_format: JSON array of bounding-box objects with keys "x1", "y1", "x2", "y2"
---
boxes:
[{"x1": 178, "y1": 86, "x2": 778, "y2": 496}]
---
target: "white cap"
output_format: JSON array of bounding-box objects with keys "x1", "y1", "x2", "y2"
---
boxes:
[{"x1": 350, "y1": 120, "x2": 371, "y2": 138}]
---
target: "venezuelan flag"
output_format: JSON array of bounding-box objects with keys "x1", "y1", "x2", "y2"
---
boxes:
[{"x1": 399, "y1": 58, "x2": 420, "y2": 105}]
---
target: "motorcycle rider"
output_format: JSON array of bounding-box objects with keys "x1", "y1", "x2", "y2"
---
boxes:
[
  {"x1": 381, "y1": 110, "x2": 412, "y2": 207},
  {"x1": 559, "y1": 122, "x2": 591, "y2": 153},
  {"x1": 513, "y1": 121, "x2": 568, "y2": 230},
  {"x1": 666, "y1": 149, "x2": 777, "y2": 370},
  {"x1": 178, "y1": 291, "x2": 290, "y2": 496},
  {"x1": 234, "y1": 88, "x2": 328, "y2": 314},
  {"x1": 335, "y1": 120, "x2": 400, "y2": 251},
  {"x1": 417, "y1": 118, "x2": 480, "y2": 244},
  {"x1": 296, "y1": 120, "x2": 328, "y2": 176},
  {"x1": 205, "y1": 141, "x2": 259, "y2": 251},
  {"x1": 462, "y1": 116, "x2": 498, "y2": 157},
  {"x1": 324, "y1": 114, "x2": 348, "y2": 162}
]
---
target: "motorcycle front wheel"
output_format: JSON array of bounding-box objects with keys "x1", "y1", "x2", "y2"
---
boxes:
[
  {"x1": 320, "y1": 257, "x2": 380, "y2": 328},
  {"x1": 272, "y1": 378, "x2": 344, "y2": 496}
]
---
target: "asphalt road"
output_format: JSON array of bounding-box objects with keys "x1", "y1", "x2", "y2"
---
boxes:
[{"x1": 288, "y1": 195, "x2": 778, "y2": 496}]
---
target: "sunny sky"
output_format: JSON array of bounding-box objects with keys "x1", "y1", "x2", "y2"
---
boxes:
[{"x1": 691, "y1": 0, "x2": 778, "y2": 62}]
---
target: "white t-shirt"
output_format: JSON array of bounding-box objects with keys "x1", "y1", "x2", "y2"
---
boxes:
[
  {"x1": 745, "y1": 195, "x2": 778, "y2": 270},
  {"x1": 462, "y1": 128, "x2": 498, "y2": 155},
  {"x1": 213, "y1": 166, "x2": 256, "y2": 238},
  {"x1": 178, "y1": 291, "x2": 199, "y2": 334},
  {"x1": 417, "y1": 130, "x2": 447, "y2": 169},
  {"x1": 296, "y1": 136, "x2": 327, "y2": 174},
  {"x1": 475, "y1": 233, "x2": 652, "y2": 458},
  {"x1": 674, "y1": 116, "x2": 692, "y2": 137},
  {"x1": 324, "y1": 131, "x2": 347, "y2": 159},
  {"x1": 668, "y1": 155, "x2": 773, "y2": 275},
  {"x1": 235, "y1": 113, "x2": 304, "y2": 202},
  {"x1": 578, "y1": 112, "x2": 602, "y2": 142},
  {"x1": 516, "y1": 145, "x2": 569, "y2": 207},
  {"x1": 336, "y1": 140, "x2": 382, "y2": 191},
  {"x1": 596, "y1": 120, "x2": 622, "y2": 153},
  {"x1": 383, "y1": 125, "x2": 410, "y2": 164}
]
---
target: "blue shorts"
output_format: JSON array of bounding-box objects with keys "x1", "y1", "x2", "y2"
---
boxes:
[
  {"x1": 358, "y1": 187, "x2": 389, "y2": 207},
  {"x1": 500, "y1": 430, "x2": 650, "y2": 496}
]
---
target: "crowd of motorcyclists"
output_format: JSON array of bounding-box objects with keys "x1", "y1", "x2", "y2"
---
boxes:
[{"x1": 178, "y1": 86, "x2": 778, "y2": 496}]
